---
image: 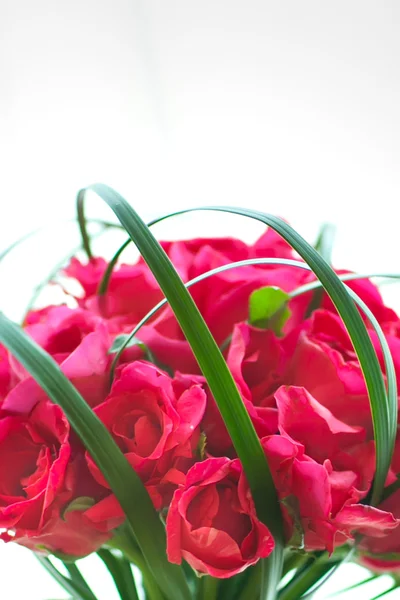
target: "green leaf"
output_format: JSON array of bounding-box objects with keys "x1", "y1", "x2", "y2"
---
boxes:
[
  {"x1": 370, "y1": 585, "x2": 398, "y2": 600},
  {"x1": 280, "y1": 496, "x2": 304, "y2": 550},
  {"x1": 63, "y1": 563, "x2": 98, "y2": 600},
  {"x1": 314, "y1": 222, "x2": 336, "y2": 263},
  {"x1": 108, "y1": 333, "x2": 156, "y2": 363},
  {"x1": 97, "y1": 238, "x2": 131, "y2": 296},
  {"x1": 87, "y1": 184, "x2": 285, "y2": 599},
  {"x1": 109, "y1": 334, "x2": 172, "y2": 376},
  {"x1": 249, "y1": 286, "x2": 291, "y2": 334},
  {"x1": 0, "y1": 314, "x2": 189, "y2": 600},
  {"x1": 63, "y1": 496, "x2": 95, "y2": 517},
  {"x1": 306, "y1": 223, "x2": 337, "y2": 317},
  {"x1": 328, "y1": 574, "x2": 379, "y2": 597},
  {"x1": 97, "y1": 549, "x2": 140, "y2": 600},
  {"x1": 35, "y1": 555, "x2": 98, "y2": 600},
  {"x1": 77, "y1": 188, "x2": 93, "y2": 260}
]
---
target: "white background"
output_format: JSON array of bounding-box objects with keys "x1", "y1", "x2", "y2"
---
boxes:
[{"x1": 0, "y1": 1, "x2": 400, "y2": 597}]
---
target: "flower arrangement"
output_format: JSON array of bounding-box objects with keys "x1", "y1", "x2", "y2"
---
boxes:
[{"x1": 0, "y1": 183, "x2": 400, "y2": 600}]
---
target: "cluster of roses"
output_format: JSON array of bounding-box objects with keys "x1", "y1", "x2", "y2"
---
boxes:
[{"x1": 1, "y1": 228, "x2": 400, "y2": 578}]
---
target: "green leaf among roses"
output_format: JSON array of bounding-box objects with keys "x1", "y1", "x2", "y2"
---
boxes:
[
  {"x1": 63, "y1": 496, "x2": 96, "y2": 518},
  {"x1": 108, "y1": 334, "x2": 173, "y2": 376},
  {"x1": 248, "y1": 286, "x2": 291, "y2": 335}
]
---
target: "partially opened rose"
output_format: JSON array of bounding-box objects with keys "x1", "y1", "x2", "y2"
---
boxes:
[
  {"x1": 0, "y1": 400, "x2": 71, "y2": 538},
  {"x1": 283, "y1": 309, "x2": 373, "y2": 432},
  {"x1": 86, "y1": 360, "x2": 207, "y2": 519},
  {"x1": 262, "y1": 386, "x2": 398, "y2": 553},
  {"x1": 166, "y1": 457, "x2": 274, "y2": 577}
]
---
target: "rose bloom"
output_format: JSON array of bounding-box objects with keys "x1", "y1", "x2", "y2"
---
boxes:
[
  {"x1": 358, "y1": 488, "x2": 400, "y2": 573},
  {"x1": 0, "y1": 400, "x2": 71, "y2": 540},
  {"x1": 85, "y1": 361, "x2": 207, "y2": 528},
  {"x1": 62, "y1": 229, "x2": 310, "y2": 361},
  {"x1": 262, "y1": 386, "x2": 399, "y2": 553},
  {"x1": 166, "y1": 457, "x2": 274, "y2": 578}
]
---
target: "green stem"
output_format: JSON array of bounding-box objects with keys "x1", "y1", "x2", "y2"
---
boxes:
[
  {"x1": 196, "y1": 576, "x2": 219, "y2": 600},
  {"x1": 261, "y1": 543, "x2": 284, "y2": 600},
  {"x1": 108, "y1": 532, "x2": 165, "y2": 600},
  {"x1": 278, "y1": 555, "x2": 334, "y2": 600},
  {"x1": 237, "y1": 563, "x2": 262, "y2": 600},
  {"x1": 35, "y1": 555, "x2": 97, "y2": 600},
  {"x1": 97, "y1": 549, "x2": 139, "y2": 600},
  {"x1": 281, "y1": 552, "x2": 308, "y2": 577},
  {"x1": 64, "y1": 562, "x2": 97, "y2": 600},
  {"x1": 77, "y1": 188, "x2": 93, "y2": 260}
]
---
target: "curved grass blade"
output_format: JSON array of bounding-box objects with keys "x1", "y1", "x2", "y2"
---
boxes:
[
  {"x1": 88, "y1": 184, "x2": 285, "y2": 599},
  {"x1": 77, "y1": 188, "x2": 93, "y2": 260},
  {"x1": 327, "y1": 574, "x2": 379, "y2": 598},
  {"x1": 0, "y1": 314, "x2": 190, "y2": 600},
  {"x1": 137, "y1": 205, "x2": 394, "y2": 506},
  {"x1": 0, "y1": 217, "x2": 122, "y2": 266},
  {"x1": 63, "y1": 563, "x2": 97, "y2": 600},
  {"x1": 307, "y1": 223, "x2": 336, "y2": 316},
  {"x1": 98, "y1": 238, "x2": 131, "y2": 295},
  {"x1": 314, "y1": 223, "x2": 336, "y2": 262},
  {"x1": 25, "y1": 228, "x2": 109, "y2": 317},
  {"x1": 97, "y1": 549, "x2": 140, "y2": 600},
  {"x1": 35, "y1": 555, "x2": 98, "y2": 600}
]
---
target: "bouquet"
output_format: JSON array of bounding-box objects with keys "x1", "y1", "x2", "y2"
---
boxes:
[{"x1": 0, "y1": 183, "x2": 400, "y2": 600}]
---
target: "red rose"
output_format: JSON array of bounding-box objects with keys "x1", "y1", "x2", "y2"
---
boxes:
[
  {"x1": 275, "y1": 386, "x2": 365, "y2": 465},
  {"x1": 261, "y1": 386, "x2": 398, "y2": 553},
  {"x1": 3, "y1": 325, "x2": 112, "y2": 412},
  {"x1": 263, "y1": 433, "x2": 398, "y2": 553},
  {"x1": 201, "y1": 322, "x2": 285, "y2": 456},
  {"x1": 86, "y1": 361, "x2": 207, "y2": 517},
  {"x1": 0, "y1": 400, "x2": 71, "y2": 537},
  {"x1": 4, "y1": 454, "x2": 112, "y2": 558},
  {"x1": 6, "y1": 507, "x2": 112, "y2": 558},
  {"x1": 358, "y1": 487, "x2": 400, "y2": 571},
  {"x1": 23, "y1": 305, "x2": 100, "y2": 360},
  {"x1": 166, "y1": 457, "x2": 274, "y2": 577},
  {"x1": 64, "y1": 229, "x2": 308, "y2": 352},
  {"x1": 0, "y1": 344, "x2": 15, "y2": 403},
  {"x1": 118, "y1": 324, "x2": 200, "y2": 375},
  {"x1": 283, "y1": 309, "x2": 373, "y2": 432},
  {"x1": 64, "y1": 257, "x2": 163, "y2": 324}
]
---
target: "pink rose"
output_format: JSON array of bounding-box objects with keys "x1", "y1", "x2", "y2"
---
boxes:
[
  {"x1": 263, "y1": 432, "x2": 397, "y2": 553},
  {"x1": 259, "y1": 385, "x2": 398, "y2": 553},
  {"x1": 283, "y1": 309, "x2": 373, "y2": 432},
  {"x1": 86, "y1": 361, "x2": 207, "y2": 519},
  {"x1": 64, "y1": 257, "x2": 163, "y2": 324},
  {"x1": 3, "y1": 324, "x2": 111, "y2": 412},
  {"x1": 166, "y1": 457, "x2": 274, "y2": 577},
  {"x1": 0, "y1": 400, "x2": 71, "y2": 537}
]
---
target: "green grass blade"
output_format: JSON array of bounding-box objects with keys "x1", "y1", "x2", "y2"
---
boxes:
[
  {"x1": 88, "y1": 184, "x2": 285, "y2": 599},
  {"x1": 97, "y1": 549, "x2": 140, "y2": 600},
  {"x1": 36, "y1": 555, "x2": 97, "y2": 600},
  {"x1": 77, "y1": 188, "x2": 93, "y2": 260},
  {"x1": 314, "y1": 223, "x2": 336, "y2": 262},
  {"x1": 98, "y1": 238, "x2": 131, "y2": 295},
  {"x1": 0, "y1": 314, "x2": 189, "y2": 600},
  {"x1": 63, "y1": 563, "x2": 97, "y2": 600},
  {"x1": 307, "y1": 222, "x2": 336, "y2": 316}
]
